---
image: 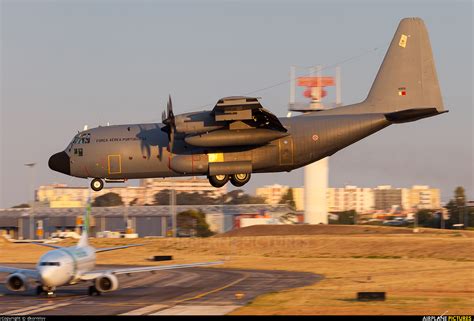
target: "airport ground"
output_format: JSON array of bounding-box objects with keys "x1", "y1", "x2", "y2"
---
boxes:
[{"x1": 0, "y1": 225, "x2": 473, "y2": 315}]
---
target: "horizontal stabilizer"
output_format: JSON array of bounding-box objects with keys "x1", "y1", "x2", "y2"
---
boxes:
[{"x1": 385, "y1": 108, "x2": 448, "y2": 123}]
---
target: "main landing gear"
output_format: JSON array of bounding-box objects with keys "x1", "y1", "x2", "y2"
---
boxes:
[
  {"x1": 208, "y1": 173, "x2": 251, "y2": 188},
  {"x1": 230, "y1": 173, "x2": 251, "y2": 187},
  {"x1": 91, "y1": 178, "x2": 104, "y2": 192},
  {"x1": 88, "y1": 285, "x2": 101, "y2": 296}
]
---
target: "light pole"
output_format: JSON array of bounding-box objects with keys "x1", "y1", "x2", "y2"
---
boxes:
[
  {"x1": 169, "y1": 189, "x2": 176, "y2": 237},
  {"x1": 24, "y1": 163, "x2": 36, "y2": 240},
  {"x1": 413, "y1": 206, "x2": 419, "y2": 232}
]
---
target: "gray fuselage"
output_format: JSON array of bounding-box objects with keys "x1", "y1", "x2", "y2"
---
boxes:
[{"x1": 57, "y1": 111, "x2": 390, "y2": 180}]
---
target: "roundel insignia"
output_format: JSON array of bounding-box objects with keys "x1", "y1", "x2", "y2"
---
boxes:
[{"x1": 312, "y1": 134, "x2": 319, "y2": 141}]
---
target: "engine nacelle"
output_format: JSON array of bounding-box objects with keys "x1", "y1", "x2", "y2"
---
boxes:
[
  {"x1": 94, "y1": 274, "x2": 119, "y2": 292},
  {"x1": 6, "y1": 273, "x2": 28, "y2": 292},
  {"x1": 174, "y1": 111, "x2": 224, "y2": 135}
]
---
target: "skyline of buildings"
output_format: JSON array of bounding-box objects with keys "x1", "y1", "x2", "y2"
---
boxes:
[
  {"x1": 257, "y1": 184, "x2": 441, "y2": 213},
  {"x1": 36, "y1": 177, "x2": 227, "y2": 208},
  {"x1": 5, "y1": 177, "x2": 446, "y2": 213}
]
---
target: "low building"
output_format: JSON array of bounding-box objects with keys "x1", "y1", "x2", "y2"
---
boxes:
[
  {"x1": 406, "y1": 185, "x2": 441, "y2": 210},
  {"x1": 373, "y1": 185, "x2": 407, "y2": 211},
  {"x1": 36, "y1": 177, "x2": 227, "y2": 208},
  {"x1": 139, "y1": 177, "x2": 227, "y2": 205},
  {"x1": 256, "y1": 184, "x2": 289, "y2": 205},
  {"x1": 327, "y1": 185, "x2": 374, "y2": 213},
  {"x1": 292, "y1": 187, "x2": 304, "y2": 211},
  {"x1": 257, "y1": 184, "x2": 441, "y2": 214}
]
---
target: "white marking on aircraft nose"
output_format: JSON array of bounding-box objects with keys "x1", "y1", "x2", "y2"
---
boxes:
[{"x1": 40, "y1": 268, "x2": 58, "y2": 286}]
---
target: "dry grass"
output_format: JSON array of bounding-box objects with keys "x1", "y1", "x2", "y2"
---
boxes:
[
  {"x1": 217, "y1": 224, "x2": 474, "y2": 238},
  {"x1": 0, "y1": 229, "x2": 473, "y2": 315}
]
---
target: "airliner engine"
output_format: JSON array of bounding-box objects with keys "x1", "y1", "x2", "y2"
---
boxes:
[
  {"x1": 6, "y1": 273, "x2": 28, "y2": 291},
  {"x1": 94, "y1": 274, "x2": 119, "y2": 292}
]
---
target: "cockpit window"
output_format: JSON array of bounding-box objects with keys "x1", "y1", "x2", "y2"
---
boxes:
[
  {"x1": 68, "y1": 133, "x2": 91, "y2": 151},
  {"x1": 75, "y1": 133, "x2": 91, "y2": 144},
  {"x1": 40, "y1": 262, "x2": 60, "y2": 266}
]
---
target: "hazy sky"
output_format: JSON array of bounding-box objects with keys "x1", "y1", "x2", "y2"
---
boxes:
[{"x1": 1, "y1": 0, "x2": 472, "y2": 208}]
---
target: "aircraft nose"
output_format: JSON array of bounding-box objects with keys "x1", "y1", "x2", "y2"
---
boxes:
[{"x1": 48, "y1": 151, "x2": 70, "y2": 175}]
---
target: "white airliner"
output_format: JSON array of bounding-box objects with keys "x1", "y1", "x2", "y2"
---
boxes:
[{"x1": 0, "y1": 206, "x2": 222, "y2": 297}]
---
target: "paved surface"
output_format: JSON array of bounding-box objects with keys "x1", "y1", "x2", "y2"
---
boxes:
[{"x1": 0, "y1": 264, "x2": 322, "y2": 315}]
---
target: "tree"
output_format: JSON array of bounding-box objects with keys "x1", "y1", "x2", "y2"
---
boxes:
[
  {"x1": 154, "y1": 189, "x2": 171, "y2": 205},
  {"x1": 223, "y1": 190, "x2": 266, "y2": 205},
  {"x1": 329, "y1": 210, "x2": 357, "y2": 225},
  {"x1": 279, "y1": 212, "x2": 297, "y2": 224},
  {"x1": 129, "y1": 198, "x2": 139, "y2": 206},
  {"x1": 153, "y1": 189, "x2": 267, "y2": 206},
  {"x1": 92, "y1": 192, "x2": 124, "y2": 207},
  {"x1": 279, "y1": 188, "x2": 296, "y2": 209},
  {"x1": 177, "y1": 210, "x2": 214, "y2": 237},
  {"x1": 415, "y1": 209, "x2": 438, "y2": 228},
  {"x1": 178, "y1": 192, "x2": 217, "y2": 205},
  {"x1": 154, "y1": 190, "x2": 220, "y2": 205},
  {"x1": 11, "y1": 203, "x2": 30, "y2": 208},
  {"x1": 454, "y1": 186, "x2": 466, "y2": 207},
  {"x1": 446, "y1": 186, "x2": 468, "y2": 228}
]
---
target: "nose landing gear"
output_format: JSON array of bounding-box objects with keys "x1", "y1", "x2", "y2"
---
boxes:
[
  {"x1": 37, "y1": 285, "x2": 56, "y2": 297},
  {"x1": 91, "y1": 178, "x2": 104, "y2": 192}
]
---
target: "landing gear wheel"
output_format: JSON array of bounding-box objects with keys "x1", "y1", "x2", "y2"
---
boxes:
[
  {"x1": 88, "y1": 285, "x2": 101, "y2": 296},
  {"x1": 43, "y1": 286, "x2": 56, "y2": 297},
  {"x1": 46, "y1": 290, "x2": 56, "y2": 297},
  {"x1": 230, "y1": 173, "x2": 251, "y2": 187},
  {"x1": 208, "y1": 174, "x2": 229, "y2": 188},
  {"x1": 36, "y1": 285, "x2": 43, "y2": 296},
  {"x1": 91, "y1": 178, "x2": 104, "y2": 192}
]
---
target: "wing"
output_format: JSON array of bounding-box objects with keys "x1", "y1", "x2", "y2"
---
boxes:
[
  {"x1": 0, "y1": 266, "x2": 39, "y2": 279},
  {"x1": 79, "y1": 261, "x2": 223, "y2": 280},
  {"x1": 30, "y1": 242, "x2": 63, "y2": 249},
  {"x1": 183, "y1": 96, "x2": 288, "y2": 148},
  {"x1": 212, "y1": 96, "x2": 287, "y2": 132},
  {"x1": 95, "y1": 244, "x2": 144, "y2": 253}
]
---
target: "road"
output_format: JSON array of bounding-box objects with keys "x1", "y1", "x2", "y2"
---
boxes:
[{"x1": 0, "y1": 264, "x2": 322, "y2": 315}]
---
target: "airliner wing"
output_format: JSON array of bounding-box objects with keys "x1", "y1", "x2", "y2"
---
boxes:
[
  {"x1": 0, "y1": 266, "x2": 39, "y2": 279},
  {"x1": 30, "y1": 242, "x2": 63, "y2": 249},
  {"x1": 95, "y1": 244, "x2": 144, "y2": 253},
  {"x1": 79, "y1": 261, "x2": 223, "y2": 280}
]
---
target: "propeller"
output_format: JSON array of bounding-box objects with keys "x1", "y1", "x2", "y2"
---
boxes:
[{"x1": 161, "y1": 95, "x2": 176, "y2": 151}]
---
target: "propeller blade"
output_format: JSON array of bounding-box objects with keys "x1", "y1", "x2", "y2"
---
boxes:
[{"x1": 167, "y1": 95, "x2": 174, "y2": 121}]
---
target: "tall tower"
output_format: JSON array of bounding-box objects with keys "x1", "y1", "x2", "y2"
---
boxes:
[{"x1": 289, "y1": 65, "x2": 340, "y2": 224}]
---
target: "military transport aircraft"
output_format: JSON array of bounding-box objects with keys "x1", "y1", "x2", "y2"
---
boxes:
[
  {"x1": 0, "y1": 207, "x2": 222, "y2": 297},
  {"x1": 49, "y1": 17, "x2": 446, "y2": 191}
]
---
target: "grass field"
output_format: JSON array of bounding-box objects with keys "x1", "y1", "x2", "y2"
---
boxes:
[{"x1": 1, "y1": 226, "x2": 473, "y2": 315}]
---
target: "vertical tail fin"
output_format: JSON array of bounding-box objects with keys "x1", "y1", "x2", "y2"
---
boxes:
[
  {"x1": 321, "y1": 17, "x2": 445, "y2": 118},
  {"x1": 365, "y1": 17, "x2": 444, "y2": 112},
  {"x1": 77, "y1": 196, "x2": 91, "y2": 247}
]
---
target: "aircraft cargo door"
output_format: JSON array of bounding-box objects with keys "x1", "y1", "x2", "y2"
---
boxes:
[
  {"x1": 279, "y1": 137, "x2": 294, "y2": 165},
  {"x1": 108, "y1": 155, "x2": 122, "y2": 174}
]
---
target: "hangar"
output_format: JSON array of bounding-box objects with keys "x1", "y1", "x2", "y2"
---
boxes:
[{"x1": 0, "y1": 204, "x2": 294, "y2": 239}]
